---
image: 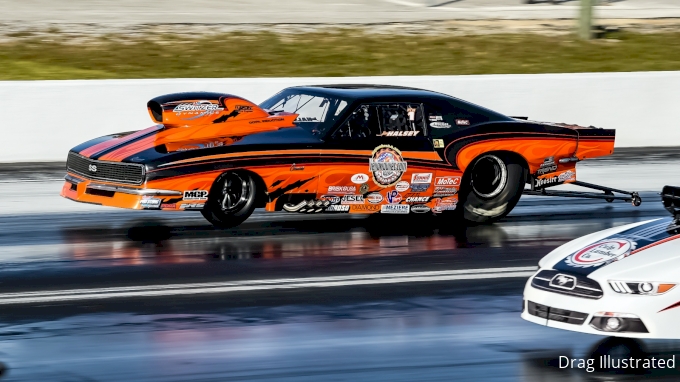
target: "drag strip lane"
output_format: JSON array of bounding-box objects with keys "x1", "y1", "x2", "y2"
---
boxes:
[{"x1": 0, "y1": 266, "x2": 536, "y2": 305}]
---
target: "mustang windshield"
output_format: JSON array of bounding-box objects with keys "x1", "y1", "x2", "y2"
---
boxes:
[{"x1": 260, "y1": 90, "x2": 348, "y2": 136}]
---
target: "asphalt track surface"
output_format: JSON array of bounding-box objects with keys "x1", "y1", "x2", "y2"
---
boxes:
[{"x1": 1, "y1": 152, "x2": 680, "y2": 381}]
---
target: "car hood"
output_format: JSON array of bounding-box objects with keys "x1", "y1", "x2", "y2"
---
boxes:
[
  {"x1": 70, "y1": 122, "x2": 321, "y2": 164},
  {"x1": 539, "y1": 217, "x2": 680, "y2": 280}
]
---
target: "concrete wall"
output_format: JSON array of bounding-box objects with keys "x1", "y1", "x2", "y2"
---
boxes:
[{"x1": 2, "y1": 72, "x2": 679, "y2": 162}]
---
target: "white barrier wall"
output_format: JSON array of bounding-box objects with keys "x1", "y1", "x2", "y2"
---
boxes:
[{"x1": 1, "y1": 72, "x2": 679, "y2": 162}]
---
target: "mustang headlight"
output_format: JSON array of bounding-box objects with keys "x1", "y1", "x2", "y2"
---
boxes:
[{"x1": 609, "y1": 280, "x2": 676, "y2": 295}]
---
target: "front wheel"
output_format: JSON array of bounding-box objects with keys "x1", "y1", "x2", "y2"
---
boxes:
[
  {"x1": 459, "y1": 153, "x2": 525, "y2": 224},
  {"x1": 201, "y1": 171, "x2": 257, "y2": 228}
]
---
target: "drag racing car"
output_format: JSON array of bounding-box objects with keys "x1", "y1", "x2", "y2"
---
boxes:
[
  {"x1": 61, "y1": 84, "x2": 640, "y2": 228},
  {"x1": 522, "y1": 186, "x2": 680, "y2": 339}
]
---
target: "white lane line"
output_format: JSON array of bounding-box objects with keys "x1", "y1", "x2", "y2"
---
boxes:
[{"x1": 0, "y1": 266, "x2": 537, "y2": 305}]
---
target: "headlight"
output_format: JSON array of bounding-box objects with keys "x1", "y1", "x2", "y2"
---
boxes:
[{"x1": 609, "y1": 280, "x2": 676, "y2": 295}]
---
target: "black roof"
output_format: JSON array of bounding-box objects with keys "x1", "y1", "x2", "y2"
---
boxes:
[{"x1": 290, "y1": 84, "x2": 452, "y2": 101}]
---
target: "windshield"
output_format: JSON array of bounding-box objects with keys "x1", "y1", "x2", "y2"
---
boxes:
[{"x1": 259, "y1": 89, "x2": 348, "y2": 136}]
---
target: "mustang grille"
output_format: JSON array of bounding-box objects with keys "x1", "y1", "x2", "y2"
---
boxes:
[
  {"x1": 527, "y1": 301, "x2": 588, "y2": 325},
  {"x1": 67, "y1": 152, "x2": 145, "y2": 185},
  {"x1": 531, "y1": 269, "x2": 603, "y2": 299}
]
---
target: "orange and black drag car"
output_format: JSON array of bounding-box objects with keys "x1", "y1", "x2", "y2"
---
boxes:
[{"x1": 61, "y1": 85, "x2": 641, "y2": 228}]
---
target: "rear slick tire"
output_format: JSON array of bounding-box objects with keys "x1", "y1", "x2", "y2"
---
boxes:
[
  {"x1": 460, "y1": 153, "x2": 525, "y2": 224},
  {"x1": 201, "y1": 171, "x2": 257, "y2": 228}
]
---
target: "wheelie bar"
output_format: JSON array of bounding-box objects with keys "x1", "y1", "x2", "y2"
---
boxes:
[{"x1": 523, "y1": 180, "x2": 642, "y2": 206}]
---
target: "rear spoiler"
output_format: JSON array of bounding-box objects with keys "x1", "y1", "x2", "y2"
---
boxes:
[{"x1": 661, "y1": 186, "x2": 680, "y2": 219}]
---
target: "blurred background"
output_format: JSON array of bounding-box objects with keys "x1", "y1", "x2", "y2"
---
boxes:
[{"x1": 1, "y1": 0, "x2": 680, "y2": 380}]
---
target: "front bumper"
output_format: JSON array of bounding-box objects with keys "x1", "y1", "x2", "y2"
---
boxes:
[
  {"x1": 521, "y1": 278, "x2": 672, "y2": 339},
  {"x1": 61, "y1": 173, "x2": 184, "y2": 210}
]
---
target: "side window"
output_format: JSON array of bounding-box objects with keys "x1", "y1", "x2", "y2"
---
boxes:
[{"x1": 331, "y1": 103, "x2": 426, "y2": 140}]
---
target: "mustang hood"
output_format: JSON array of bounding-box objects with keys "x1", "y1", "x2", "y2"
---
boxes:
[
  {"x1": 540, "y1": 218, "x2": 680, "y2": 277},
  {"x1": 72, "y1": 92, "x2": 301, "y2": 162}
]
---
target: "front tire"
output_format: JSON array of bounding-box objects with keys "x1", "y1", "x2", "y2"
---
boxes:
[
  {"x1": 460, "y1": 153, "x2": 525, "y2": 224},
  {"x1": 201, "y1": 171, "x2": 257, "y2": 228}
]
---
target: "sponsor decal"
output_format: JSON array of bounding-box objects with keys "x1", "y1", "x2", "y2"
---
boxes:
[
  {"x1": 366, "y1": 193, "x2": 383, "y2": 204},
  {"x1": 249, "y1": 117, "x2": 284, "y2": 124},
  {"x1": 320, "y1": 195, "x2": 341, "y2": 204},
  {"x1": 140, "y1": 197, "x2": 161, "y2": 210},
  {"x1": 350, "y1": 204, "x2": 381, "y2": 213},
  {"x1": 341, "y1": 195, "x2": 365, "y2": 205},
  {"x1": 381, "y1": 204, "x2": 410, "y2": 214},
  {"x1": 405, "y1": 196, "x2": 430, "y2": 203},
  {"x1": 295, "y1": 117, "x2": 319, "y2": 122},
  {"x1": 411, "y1": 204, "x2": 431, "y2": 213},
  {"x1": 290, "y1": 163, "x2": 305, "y2": 171},
  {"x1": 173, "y1": 101, "x2": 224, "y2": 116},
  {"x1": 351, "y1": 173, "x2": 370, "y2": 184},
  {"x1": 433, "y1": 186, "x2": 458, "y2": 196},
  {"x1": 359, "y1": 183, "x2": 370, "y2": 194},
  {"x1": 88, "y1": 164, "x2": 97, "y2": 172},
  {"x1": 410, "y1": 183, "x2": 430, "y2": 192},
  {"x1": 395, "y1": 181, "x2": 410, "y2": 192},
  {"x1": 554, "y1": 218, "x2": 680, "y2": 276},
  {"x1": 430, "y1": 122, "x2": 451, "y2": 129},
  {"x1": 536, "y1": 156, "x2": 558, "y2": 175},
  {"x1": 432, "y1": 197, "x2": 457, "y2": 213},
  {"x1": 549, "y1": 274, "x2": 577, "y2": 290},
  {"x1": 432, "y1": 139, "x2": 445, "y2": 149},
  {"x1": 429, "y1": 115, "x2": 443, "y2": 122},
  {"x1": 435, "y1": 176, "x2": 461, "y2": 186},
  {"x1": 234, "y1": 105, "x2": 253, "y2": 113},
  {"x1": 326, "y1": 205, "x2": 350, "y2": 212},
  {"x1": 564, "y1": 239, "x2": 636, "y2": 268},
  {"x1": 377, "y1": 131, "x2": 420, "y2": 137},
  {"x1": 180, "y1": 203, "x2": 205, "y2": 210},
  {"x1": 411, "y1": 173, "x2": 432, "y2": 184},
  {"x1": 183, "y1": 190, "x2": 209, "y2": 200},
  {"x1": 161, "y1": 203, "x2": 176, "y2": 209},
  {"x1": 386, "y1": 190, "x2": 402, "y2": 204},
  {"x1": 327, "y1": 185, "x2": 356, "y2": 194},
  {"x1": 369, "y1": 145, "x2": 407, "y2": 187},
  {"x1": 455, "y1": 119, "x2": 470, "y2": 126},
  {"x1": 535, "y1": 170, "x2": 576, "y2": 188}
]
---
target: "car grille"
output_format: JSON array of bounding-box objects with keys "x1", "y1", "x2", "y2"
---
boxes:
[
  {"x1": 67, "y1": 152, "x2": 145, "y2": 185},
  {"x1": 531, "y1": 269, "x2": 603, "y2": 299},
  {"x1": 527, "y1": 301, "x2": 589, "y2": 325}
]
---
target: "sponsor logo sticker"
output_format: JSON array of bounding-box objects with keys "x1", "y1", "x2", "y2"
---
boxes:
[
  {"x1": 410, "y1": 205, "x2": 431, "y2": 213},
  {"x1": 327, "y1": 185, "x2": 356, "y2": 194},
  {"x1": 350, "y1": 204, "x2": 381, "y2": 213},
  {"x1": 140, "y1": 197, "x2": 161, "y2": 209},
  {"x1": 341, "y1": 195, "x2": 365, "y2": 205},
  {"x1": 326, "y1": 205, "x2": 350, "y2": 212},
  {"x1": 377, "y1": 131, "x2": 420, "y2": 137},
  {"x1": 366, "y1": 193, "x2": 384, "y2": 204},
  {"x1": 180, "y1": 203, "x2": 205, "y2": 210},
  {"x1": 430, "y1": 122, "x2": 451, "y2": 129},
  {"x1": 161, "y1": 203, "x2": 176, "y2": 209},
  {"x1": 405, "y1": 196, "x2": 430, "y2": 203},
  {"x1": 410, "y1": 183, "x2": 430, "y2": 192},
  {"x1": 320, "y1": 195, "x2": 341, "y2": 204},
  {"x1": 351, "y1": 173, "x2": 369, "y2": 184},
  {"x1": 432, "y1": 197, "x2": 458, "y2": 213},
  {"x1": 381, "y1": 204, "x2": 410, "y2": 214},
  {"x1": 429, "y1": 115, "x2": 443, "y2": 122},
  {"x1": 369, "y1": 145, "x2": 407, "y2": 187},
  {"x1": 395, "y1": 181, "x2": 410, "y2": 192},
  {"x1": 433, "y1": 186, "x2": 458, "y2": 196},
  {"x1": 455, "y1": 119, "x2": 470, "y2": 126},
  {"x1": 183, "y1": 190, "x2": 209, "y2": 200},
  {"x1": 565, "y1": 239, "x2": 636, "y2": 268},
  {"x1": 411, "y1": 173, "x2": 432, "y2": 184},
  {"x1": 386, "y1": 190, "x2": 402, "y2": 204},
  {"x1": 435, "y1": 176, "x2": 461, "y2": 186},
  {"x1": 432, "y1": 139, "x2": 445, "y2": 149}
]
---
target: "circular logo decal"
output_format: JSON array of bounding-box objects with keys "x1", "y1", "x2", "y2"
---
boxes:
[
  {"x1": 369, "y1": 145, "x2": 407, "y2": 187},
  {"x1": 395, "y1": 181, "x2": 410, "y2": 192},
  {"x1": 351, "y1": 173, "x2": 369, "y2": 184},
  {"x1": 366, "y1": 193, "x2": 383, "y2": 204},
  {"x1": 566, "y1": 239, "x2": 635, "y2": 268}
]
